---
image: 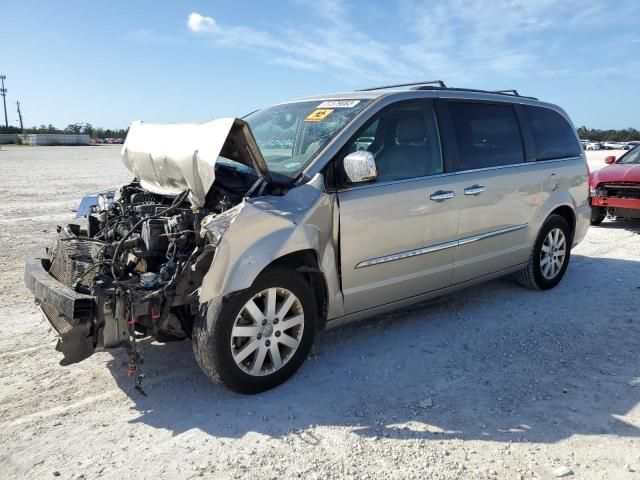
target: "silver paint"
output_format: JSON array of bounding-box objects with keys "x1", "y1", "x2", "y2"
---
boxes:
[{"x1": 191, "y1": 89, "x2": 589, "y2": 326}]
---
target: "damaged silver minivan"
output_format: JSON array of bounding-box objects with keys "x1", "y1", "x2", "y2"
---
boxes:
[{"x1": 25, "y1": 81, "x2": 590, "y2": 393}]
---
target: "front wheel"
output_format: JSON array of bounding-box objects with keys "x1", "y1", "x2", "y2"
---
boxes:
[
  {"x1": 193, "y1": 268, "x2": 316, "y2": 394},
  {"x1": 515, "y1": 214, "x2": 572, "y2": 290}
]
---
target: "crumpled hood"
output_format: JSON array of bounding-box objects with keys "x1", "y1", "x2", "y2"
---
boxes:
[
  {"x1": 121, "y1": 118, "x2": 269, "y2": 207},
  {"x1": 590, "y1": 163, "x2": 640, "y2": 187}
]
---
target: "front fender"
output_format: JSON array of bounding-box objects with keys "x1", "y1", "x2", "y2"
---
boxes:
[{"x1": 199, "y1": 174, "x2": 344, "y2": 319}]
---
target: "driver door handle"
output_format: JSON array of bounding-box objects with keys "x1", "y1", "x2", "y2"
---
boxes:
[
  {"x1": 464, "y1": 185, "x2": 486, "y2": 196},
  {"x1": 430, "y1": 190, "x2": 455, "y2": 202}
]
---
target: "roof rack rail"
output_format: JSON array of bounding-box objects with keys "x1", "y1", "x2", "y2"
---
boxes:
[
  {"x1": 357, "y1": 80, "x2": 447, "y2": 91},
  {"x1": 412, "y1": 85, "x2": 538, "y2": 100},
  {"x1": 493, "y1": 89, "x2": 520, "y2": 96},
  {"x1": 356, "y1": 82, "x2": 538, "y2": 100}
]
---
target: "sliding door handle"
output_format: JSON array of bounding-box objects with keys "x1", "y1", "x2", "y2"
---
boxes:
[
  {"x1": 464, "y1": 185, "x2": 486, "y2": 196},
  {"x1": 430, "y1": 190, "x2": 455, "y2": 202}
]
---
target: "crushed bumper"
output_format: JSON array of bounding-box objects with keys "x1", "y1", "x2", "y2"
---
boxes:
[
  {"x1": 24, "y1": 256, "x2": 98, "y2": 364},
  {"x1": 25, "y1": 256, "x2": 96, "y2": 322}
]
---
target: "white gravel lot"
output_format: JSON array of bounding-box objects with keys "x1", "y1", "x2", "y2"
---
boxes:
[{"x1": 0, "y1": 146, "x2": 639, "y2": 480}]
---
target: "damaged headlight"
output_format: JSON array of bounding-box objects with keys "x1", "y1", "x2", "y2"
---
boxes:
[
  {"x1": 97, "y1": 193, "x2": 111, "y2": 212},
  {"x1": 200, "y1": 203, "x2": 243, "y2": 246}
]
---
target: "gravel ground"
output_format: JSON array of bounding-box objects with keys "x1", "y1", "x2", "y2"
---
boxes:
[{"x1": 0, "y1": 146, "x2": 638, "y2": 480}]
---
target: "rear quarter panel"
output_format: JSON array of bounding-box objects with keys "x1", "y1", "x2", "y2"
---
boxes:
[{"x1": 527, "y1": 156, "x2": 590, "y2": 247}]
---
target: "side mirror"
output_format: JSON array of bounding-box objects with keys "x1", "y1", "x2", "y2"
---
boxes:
[
  {"x1": 604, "y1": 156, "x2": 616, "y2": 164},
  {"x1": 343, "y1": 151, "x2": 377, "y2": 184}
]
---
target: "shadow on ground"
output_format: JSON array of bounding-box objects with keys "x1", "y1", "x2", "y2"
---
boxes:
[
  {"x1": 596, "y1": 218, "x2": 640, "y2": 234},
  {"x1": 106, "y1": 254, "x2": 640, "y2": 444}
]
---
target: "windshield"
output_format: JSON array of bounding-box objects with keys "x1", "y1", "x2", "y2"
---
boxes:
[
  {"x1": 618, "y1": 145, "x2": 640, "y2": 164},
  {"x1": 244, "y1": 99, "x2": 371, "y2": 177}
]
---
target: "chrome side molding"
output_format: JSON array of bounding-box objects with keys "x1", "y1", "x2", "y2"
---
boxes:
[
  {"x1": 457, "y1": 224, "x2": 528, "y2": 246},
  {"x1": 355, "y1": 224, "x2": 528, "y2": 269},
  {"x1": 355, "y1": 240, "x2": 458, "y2": 269}
]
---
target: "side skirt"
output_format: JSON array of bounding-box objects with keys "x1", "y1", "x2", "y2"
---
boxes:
[{"x1": 325, "y1": 263, "x2": 527, "y2": 329}]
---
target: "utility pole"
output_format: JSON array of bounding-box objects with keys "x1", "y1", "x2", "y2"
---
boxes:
[
  {"x1": 16, "y1": 101, "x2": 23, "y2": 132},
  {"x1": 0, "y1": 75, "x2": 7, "y2": 128}
]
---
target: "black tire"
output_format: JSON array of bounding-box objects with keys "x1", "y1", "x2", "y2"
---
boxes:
[
  {"x1": 590, "y1": 207, "x2": 606, "y2": 226},
  {"x1": 193, "y1": 268, "x2": 316, "y2": 394},
  {"x1": 515, "y1": 214, "x2": 572, "y2": 291}
]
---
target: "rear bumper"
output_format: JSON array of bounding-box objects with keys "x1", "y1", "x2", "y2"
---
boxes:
[{"x1": 573, "y1": 204, "x2": 590, "y2": 246}]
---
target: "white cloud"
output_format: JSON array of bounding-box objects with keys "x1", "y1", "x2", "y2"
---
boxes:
[
  {"x1": 187, "y1": 12, "x2": 219, "y2": 33},
  {"x1": 180, "y1": 1, "x2": 639, "y2": 84}
]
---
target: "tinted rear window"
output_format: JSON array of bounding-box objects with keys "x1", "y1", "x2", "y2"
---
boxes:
[
  {"x1": 449, "y1": 102, "x2": 525, "y2": 171},
  {"x1": 524, "y1": 105, "x2": 581, "y2": 161}
]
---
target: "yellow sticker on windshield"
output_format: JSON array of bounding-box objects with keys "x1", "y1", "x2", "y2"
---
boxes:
[{"x1": 304, "y1": 109, "x2": 334, "y2": 122}]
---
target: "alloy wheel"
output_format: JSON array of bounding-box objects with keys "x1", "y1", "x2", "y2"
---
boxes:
[
  {"x1": 230, "y1": 287, "x2": 304, "y2": 376},
  {"x1": 540, "y1": 227, "x2": 567, "y2": 280}
]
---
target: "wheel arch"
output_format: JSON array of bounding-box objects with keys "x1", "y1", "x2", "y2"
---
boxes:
[
  {"x1": 549, "y1": 204, "x2": 576, "y2": 238},
  {"x1": 529, "y1": 190, "x2": 578, "y2": 249},
  {"x1": 260, "y1": 249, "x2": 329, "y2": 326}
]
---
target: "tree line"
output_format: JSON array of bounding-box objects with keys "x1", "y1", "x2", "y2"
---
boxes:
[
  {"x1": 576, "y1": 126, "x2": 640, "y2": 142},
  {"x1": 2, "y1": 123, "x2": 639, "y2": 142},
  {"x1": 0, "y1": 123, "x2": 128, "y2": 138}
]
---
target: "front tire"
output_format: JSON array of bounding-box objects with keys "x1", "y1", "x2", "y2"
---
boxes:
[
  {"x1": 590, "y1": 207, "x2": 606, "y2": 226},
  {"x1": 193, "y1": 268, "x2": 316, "y2": 394},
  {"x1": 515, "y1": 214, "x2": 572, "y2": 290}
]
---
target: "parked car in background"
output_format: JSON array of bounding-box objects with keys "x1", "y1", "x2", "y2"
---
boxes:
[
  {"x1": 24, "y1": 82, "x2": 590, "y2": 393},
  {"x1": 603, "y1": 141, "x2": 630, "y2": 150},
  {"x1": 586, "y1": 141, "x2": 601, "y2": 150},
  {"x1": 589, "y1": 144, "x2": 640, "y2": 224}
]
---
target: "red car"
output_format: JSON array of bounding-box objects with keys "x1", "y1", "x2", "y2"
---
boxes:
[{"x1": 589, "y1": 144, "x2": 640, "y2": 225}]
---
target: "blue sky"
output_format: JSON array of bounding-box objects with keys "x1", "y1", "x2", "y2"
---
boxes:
[{"x1": 2, "y1": 0, "x2": 640, "y2": 130}]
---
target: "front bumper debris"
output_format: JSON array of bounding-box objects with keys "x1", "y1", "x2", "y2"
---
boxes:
[
  {"x1": 591, "y1": 195, "x2": 640, "y2": 211},
  {"x1": 25, "y1": 256, "x2": 98, "y2": 364}
]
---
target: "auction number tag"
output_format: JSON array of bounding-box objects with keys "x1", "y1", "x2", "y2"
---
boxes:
[
  {"x1": 316, "y1": 100, "x2": 361, "y2": 108},
  {"x1": 304, "y1": 109, "x2": 334, "y2": 122}
]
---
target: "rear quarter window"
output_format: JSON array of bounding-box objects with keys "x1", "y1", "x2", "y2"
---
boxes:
[{"x1": 523, "y1": 105, "x2": 581, "y2": 161}]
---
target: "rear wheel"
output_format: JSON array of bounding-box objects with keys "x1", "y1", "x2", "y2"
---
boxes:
[
  {"x1": 590, "y1": 207, "x2": 606, "y2": 226},
  {"x1": 193, "y1": 268, "x2": 316, "y2": 394},
  {"x1": 516, "y1": 214, "x2": 571, "y2": 290}
]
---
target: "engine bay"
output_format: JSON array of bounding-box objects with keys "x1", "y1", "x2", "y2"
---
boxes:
[{"x1": 43, "y1": 163, "x2": 267, "y2": 389}]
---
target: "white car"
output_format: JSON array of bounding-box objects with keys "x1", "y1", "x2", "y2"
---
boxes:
[
  {"x1": 603, "y1": 141, "x2": 628, "y2": 150},
  {"x1": 586, "y1": 142, "x2": 601, "y2": 151}
]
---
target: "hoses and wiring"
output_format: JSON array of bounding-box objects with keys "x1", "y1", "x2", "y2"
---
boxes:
[{"x1": 110, "y1": 190, "x2": 190, "y2": 281}]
